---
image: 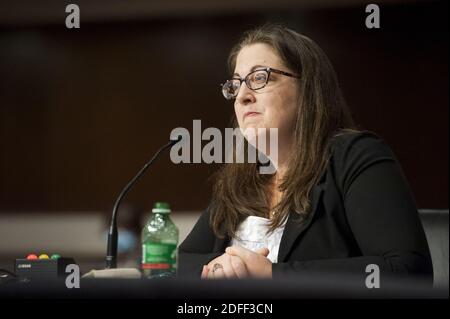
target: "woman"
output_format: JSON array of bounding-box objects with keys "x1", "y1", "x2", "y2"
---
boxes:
[{"x1": 178, "y1": 24, "x2": 433, "y2": 282}]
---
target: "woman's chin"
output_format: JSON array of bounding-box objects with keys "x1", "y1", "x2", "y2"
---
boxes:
[{"x1": 241, "y1": 124, "x2": 268, "y2": 134}]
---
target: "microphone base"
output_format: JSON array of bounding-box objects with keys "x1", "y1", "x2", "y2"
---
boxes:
[{"x1": 82, "y1": 268, "x2": 142, "y2": 279}]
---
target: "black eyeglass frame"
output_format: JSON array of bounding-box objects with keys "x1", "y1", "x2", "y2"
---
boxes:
[{"x1": 221, "y1": 67, "x2": 300, "y2": 100}]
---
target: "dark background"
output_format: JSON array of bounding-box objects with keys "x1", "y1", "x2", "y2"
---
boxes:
[{"x1": 0, "y1": 0, "x2": 448, "y2": 215}]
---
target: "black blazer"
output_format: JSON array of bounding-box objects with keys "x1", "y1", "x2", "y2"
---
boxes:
[{"x1": 178, "y1": 131, "x2": 433, "y2": 282}]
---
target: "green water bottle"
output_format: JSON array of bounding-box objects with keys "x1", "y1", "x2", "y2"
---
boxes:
[{"x1": 141, "y1": 202, "x2": 179, "y2": 278}]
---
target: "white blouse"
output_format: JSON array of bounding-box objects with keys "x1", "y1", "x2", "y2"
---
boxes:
[{"x1": 229, "y1": 215, "x2": 287, "y2": 263}]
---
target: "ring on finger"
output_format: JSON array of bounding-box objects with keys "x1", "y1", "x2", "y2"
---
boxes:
[{"x1": 212, "y1": 263, "x2": 223, "y2": 273}]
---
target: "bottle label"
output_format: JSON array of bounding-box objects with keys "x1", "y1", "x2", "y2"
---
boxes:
[{"x1": 141, "y1": 242, "x2": 177, "y2": 270}]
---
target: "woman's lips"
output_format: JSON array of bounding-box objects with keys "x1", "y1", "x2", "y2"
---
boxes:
[{"x1": 243, "y1": 111, "x2": 261, "y2": 120}]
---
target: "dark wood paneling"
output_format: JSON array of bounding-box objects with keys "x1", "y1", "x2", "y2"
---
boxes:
[{"x1": 0, "y1": 1, "x2": 448, "y2": 213}]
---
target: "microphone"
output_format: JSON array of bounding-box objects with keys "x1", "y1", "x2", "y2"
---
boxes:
[{"x1": 105, "y1": 135, "x2": 183, "y2": 269}]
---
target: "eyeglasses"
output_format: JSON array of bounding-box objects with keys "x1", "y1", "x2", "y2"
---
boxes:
[{"x1": 221, "y1": 67, "x2": 300, "y2": 100}]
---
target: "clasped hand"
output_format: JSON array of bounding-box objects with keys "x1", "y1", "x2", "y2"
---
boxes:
[{"x1": 201, "y1": 246, "x2": 272, "y2": 279}]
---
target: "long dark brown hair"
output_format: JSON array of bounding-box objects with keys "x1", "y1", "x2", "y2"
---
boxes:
[{"x1": 210, "y1": 23, "x2": 358, "y2": 239}]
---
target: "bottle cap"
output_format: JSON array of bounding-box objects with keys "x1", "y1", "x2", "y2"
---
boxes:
[{"x1": 152, "y1": 202, "x2": 171, "y2": 214}]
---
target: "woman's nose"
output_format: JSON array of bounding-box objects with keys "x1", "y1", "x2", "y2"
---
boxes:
[{"x1": 235, "y1": 81, "x2": 256, "y2": 105}]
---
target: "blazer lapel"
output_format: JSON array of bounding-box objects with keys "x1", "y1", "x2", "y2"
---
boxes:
[
  {"x1": 277, "y1": 180, "x2": 326, "y2": 262},
  {"x1": 213, "y1": 236, "x2": 229, "y2": 252}
]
